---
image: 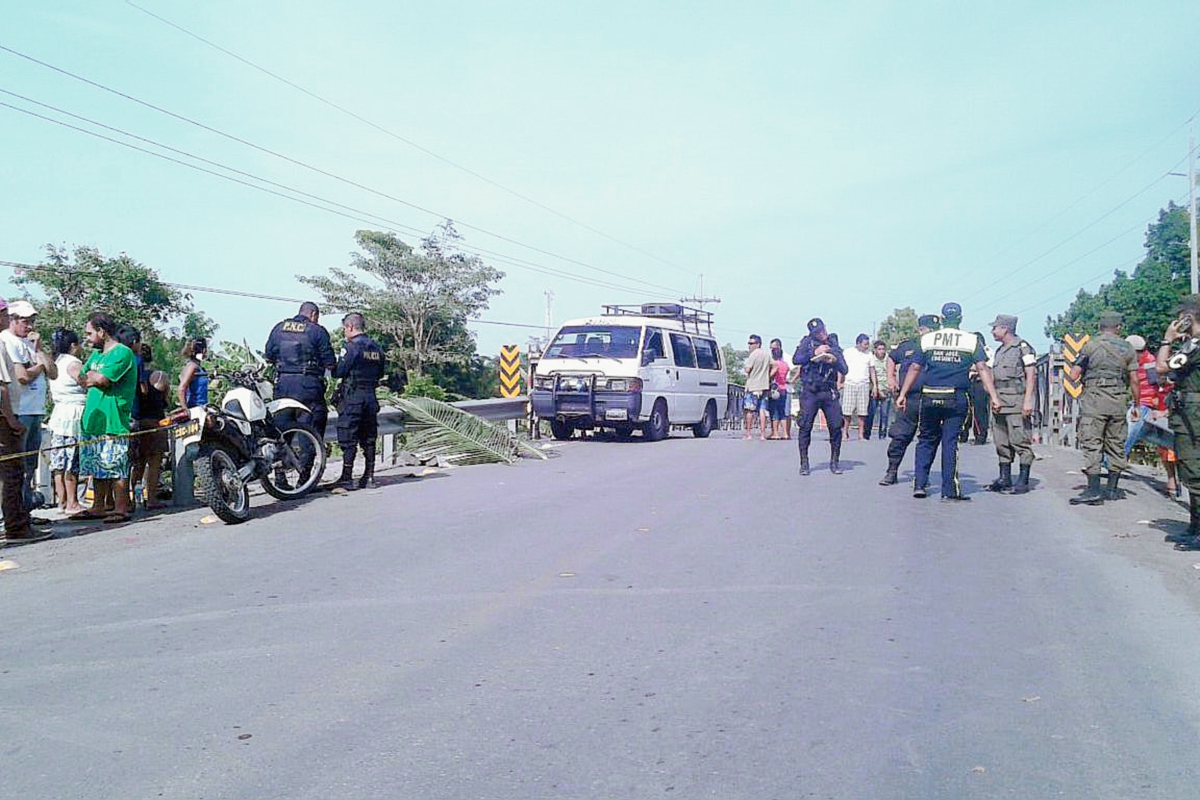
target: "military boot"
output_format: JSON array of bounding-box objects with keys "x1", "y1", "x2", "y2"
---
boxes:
[
  {"x1": 799, "y1": 454, "x2": 811, "y2": 476},
  {"x1": 336, "y1": 445, "x2": 357, "y2": 491},
  {"x1": 1171, "y1": 493, "x2": 1200, "y2": 547},
  {"x1": 1069, "y1": 474, "x2": 1105, "y2": 505},
  {"x1": 987, "y1": 463, "x2": 1013, "y2": 492},
  {"x1": 357, "y1": 444, "x2": 378, "y2": 490},
  {"x1": 1009, "y1": 464, "x2": 1032, "y2": 494},
  {"x1": 1104, "y1": 471, "x2": 1123, "y2": 501},
  {"x1": 829, "y1": 438, "x2": 843, "y2": 474},
  {"x1": 879, "y1": 460, "x2": 899, "y2": 486}
]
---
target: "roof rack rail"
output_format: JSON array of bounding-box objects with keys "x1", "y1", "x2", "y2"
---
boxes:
[{"x1": 600, "y1": 302, "x2": 714, "y2": 336}]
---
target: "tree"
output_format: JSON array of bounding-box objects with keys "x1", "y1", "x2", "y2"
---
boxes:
[
  {"x1": 876, "y1": 307, "x2": 920, "y2": 345},
  {"x1": 723, "y1": 343, "x2": 747, "y2": 384},
  {"x1": 1046, "y1": 202, "x2": 1192, "y2": 341},
  {"x1": 14, "y1": 244, "x2": 193, "y2": 337},
  {"x1": 299, "y1": 223, "x2": 504, "y2": 381}
]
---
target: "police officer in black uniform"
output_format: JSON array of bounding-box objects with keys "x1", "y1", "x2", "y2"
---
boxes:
[
  {"x1": 793, "y1": 317, "x2": 848, "y2": 475},
  {"x1": 879, "y1": 313, "x2": 939, "y2": 486},
  {"x1": 264, "y1": 301, "x2": 337, "y2": 438},
  {"x1": 333, "y1": 312, "x2": 386, "y2": 490}
]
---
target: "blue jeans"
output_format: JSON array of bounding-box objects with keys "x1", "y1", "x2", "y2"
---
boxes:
[
  {"x1": 16, "y1": 413, "x2": 42, "y2": 510},
  {"x1": 1124, "y1": 405, "x2": 1175, "y2": 456},
  {"x1": 865, "y1": 394, "x2": 891, "y2": 438}
]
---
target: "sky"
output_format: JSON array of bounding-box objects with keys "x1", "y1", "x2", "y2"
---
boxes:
[{"x1": 2, "y1": 0, "x2": 1198, "y2": 361}]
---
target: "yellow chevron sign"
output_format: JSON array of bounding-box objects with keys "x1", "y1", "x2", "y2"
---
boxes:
[
  {"x1": 1060, "y1": 333, "x2": 1090, "y2": 399},
  {"x1": 499, "y1": 345, "x2": 522, "y2": 398}
]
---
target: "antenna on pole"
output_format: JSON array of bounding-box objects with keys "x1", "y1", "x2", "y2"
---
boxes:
[
  {"x1": 543, "y1": 289, "x2": 555, "y2": 341},
  {"x1": 680, "y1": 273, "x2": 721, "y2": 312}
]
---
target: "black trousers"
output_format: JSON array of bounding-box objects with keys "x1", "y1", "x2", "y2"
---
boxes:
[
  {"x1": 886, "y1": 392, "x2": 921, "y2": 469},
  {"x1": 797, "y1": 386, "x2": 843, "y2": 461},
  {"x1": 275, "y1": 374, "x2": 328, "y2": 439}
]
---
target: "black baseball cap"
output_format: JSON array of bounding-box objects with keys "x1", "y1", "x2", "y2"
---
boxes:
[
  {"x1": 917, "y1": 313, "x2": 941, "y2": 329},
  {"x1": 807, "y1": 317, "x2": 825, "y2": 333},
  {"x1": 941, "y1": 302, "x2": 963, "y2": 320}
]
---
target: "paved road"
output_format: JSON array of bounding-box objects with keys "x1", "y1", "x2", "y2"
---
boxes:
[{"x1": 3, "y1": 430, "x2": 1200, "y2": 799}]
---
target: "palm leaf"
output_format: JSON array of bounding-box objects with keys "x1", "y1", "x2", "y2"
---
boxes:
[{"x1": 392, "y1": 396, "x2": 546, "y2": 465}]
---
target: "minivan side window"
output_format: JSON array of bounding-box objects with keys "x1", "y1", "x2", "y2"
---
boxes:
[
  {"x1": 669, "y1": 333, "x2": 697, "y2": 368},
  {"x1": 643, "y1": 328, "x2": 665, "y2": 363},
  {"x1": 694, "y1": 338, "x2": 721, "y2": 370}
]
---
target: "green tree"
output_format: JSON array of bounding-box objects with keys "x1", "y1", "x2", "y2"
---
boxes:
[
  {"x1": 723, "y1": 343, "x2": 747, "y2": 384},
  {"x1": 1046, "y1": 202, "x2": 1192, "y2": 341},
  {"x1": 876, "y1": 307, "x2": 920, "y2": 345},
  {"x1": 14, "y1": 244, "x2": 193, "y2": 338},
  {"x1": 299, "y1": 223, "x2": 504, "y2": 382}
]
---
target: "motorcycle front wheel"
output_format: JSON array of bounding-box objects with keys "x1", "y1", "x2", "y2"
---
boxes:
[
  {"x1": 195, "y1": 443, "x2": 251, "y2": 524},
  {"x1": 261, "y1": 424, "x2": 326, "y2": 500}
]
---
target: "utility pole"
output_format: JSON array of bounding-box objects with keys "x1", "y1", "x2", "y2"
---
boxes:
[
  {"x1": 1190, "y1": 124, "x2": 1198, "y2": 295},
  {"x1": 543, "y1": 289, "x2": 554, "y2": 342},
  {"x1": 680, "y1": 273, "x2": 721, "y2": 311}
]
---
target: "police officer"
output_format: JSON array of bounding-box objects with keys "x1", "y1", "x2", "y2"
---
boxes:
[
  {"x1": 333, "y1": 312, "x2": 386, "y2": 490},
  {"x1": 986, "y1": 314, "x2": 1037, "y2": 494},
  {"x1": 793, "y1": 317, "x2": 848, "y2": 475},
  {"x1": 1068, "y1": 311, "x2": 1138, "y2": 505},
  {"x1": 1158, "y1": 297, "x2": 1200, "y2": 547},
  {"x1": 264, "y1": 301, "x2": 337, "y2": 438},
  {"x1": 879, "y1": 313, "x2": 939, "y2": 486},
  {"x1": 897, "y1": 302, "x2": 998, "y2": 501}
]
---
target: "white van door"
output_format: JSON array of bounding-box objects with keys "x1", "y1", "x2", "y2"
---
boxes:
[
  {"x1": 667, "y1": 332, "x2": 702, "y2": 423},
  {"x1": 640, "y1": 326, "x2": 678, "y2": 422}
]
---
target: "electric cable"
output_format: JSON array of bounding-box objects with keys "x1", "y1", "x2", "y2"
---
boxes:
[
  {"x1": 124, "y1": 0, "x2": 696, "y2": 277},
  {"x1": 0, "y1": 43, "x2": 690, "y2": 296}
]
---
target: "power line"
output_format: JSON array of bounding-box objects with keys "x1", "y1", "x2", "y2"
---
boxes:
[
  {"x1": 0, "y1": 43, "x2": 689, "y2": 297},
  {"x1": 124, "y1": 0, "x2": 697, "y2": 278},
  {"x1": 0, "y1": 260, "x2": 545, "y2": 330},
  {"x1": 0, "y1": 97, "x2": 670, "y2": 297}
]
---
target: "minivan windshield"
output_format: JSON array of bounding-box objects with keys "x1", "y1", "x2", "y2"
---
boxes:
[{"x1": 545, "y1": 325, "x2": 641, "y2": 359}]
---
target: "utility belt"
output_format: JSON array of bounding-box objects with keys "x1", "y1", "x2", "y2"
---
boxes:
[
  {"x1": 994, "y1": 378, "x2": 1022, "y2": 389},
  {"x1": 1083, "y1": 377, "x2": 1125, "y2": 388},
  {"x1": 920, "y1": 386, "x2": 967, "y2": 396},
  {"x1": 277, "y1": 369, "x2": 325, "y2": 379}
]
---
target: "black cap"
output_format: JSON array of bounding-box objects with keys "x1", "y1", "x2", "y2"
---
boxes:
[
  {"x1": 917, "y1": 313, "x2": 940, "y2": 329},
  {"x1": 941, "y1": 302, "x2": 962, "y2": 320},
  {"x1": 807, "y1": 317, "x2": 825, "y2": 333}
]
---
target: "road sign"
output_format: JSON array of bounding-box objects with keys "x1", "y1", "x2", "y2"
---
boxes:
[
  {"x1": 499, "y1": 345, "x2": 522, "y2": 398},
  {"x1": 1060, "y1": 333, "x2": 1090, "y2": 399}
]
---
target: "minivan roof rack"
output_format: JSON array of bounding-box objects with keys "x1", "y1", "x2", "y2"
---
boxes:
[{"x1": 600, "y1": 302, "x2": 714, "y2": 336}]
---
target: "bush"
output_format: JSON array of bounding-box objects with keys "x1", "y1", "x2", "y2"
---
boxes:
[{"x1": 402, "y1": 375, "x2": 447, "y2": 401}]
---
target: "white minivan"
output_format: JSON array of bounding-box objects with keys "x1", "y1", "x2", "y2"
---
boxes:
[{"x1": 530, "y1": 303, "x2": 728, "y2": 440}]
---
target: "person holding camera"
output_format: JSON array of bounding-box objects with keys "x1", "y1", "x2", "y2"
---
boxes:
[
  {"x1": 793, "y1": 318, "x2": 848, "y2": 475},
  {"x1": 1158, "y1": 298, "x2": 1200, "y2": 547},
  {"x1": 1069, "y1": 311, "x2": 1139, "y2": 506}
]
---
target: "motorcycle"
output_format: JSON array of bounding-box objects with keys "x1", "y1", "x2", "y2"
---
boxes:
[{"x1": 171, "y1": 364, "x2": 327, "y2": 524}]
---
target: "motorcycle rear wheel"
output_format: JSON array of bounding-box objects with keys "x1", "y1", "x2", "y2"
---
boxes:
[
  {"x1": 261, "y1": 425, "x2": 326, "y2": 500},
  {"x1": 195, "y1": 444, "x2": 251, "y2": 524}
]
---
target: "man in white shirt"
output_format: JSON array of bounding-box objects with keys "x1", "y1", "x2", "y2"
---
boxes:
[
  {"x1": 840, "y1": 333, "x2": 874, "y2": 439},
  {"x1": 0, "y1": 298, "x2": 51, "y2": 544},
  {"x1": 0, "y1": 300, "x2": 57, "y2": 513}
]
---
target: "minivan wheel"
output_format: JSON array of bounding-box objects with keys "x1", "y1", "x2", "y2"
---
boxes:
[
  {"x1": 550, "y1": 419, "x2": 574, "y2": 440},
  {"x1": 692, "y1": 401, "x2": 717, "y2": 438},
  {"x1": 643, "y1": 399, "x2": 669, "y2": 441}
]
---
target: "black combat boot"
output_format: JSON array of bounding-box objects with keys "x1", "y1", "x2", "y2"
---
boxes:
[
  {"x1": 1069, "y1": 474, "x2": 1105, "y2": 505},
  {"x1": 987, "y1": 463, "x2": 1013, "y2": 492},
  {"x1": 879, "y1": 460, "x2": 899, "y2": 486},
  {"x1": 1171, "y1": 493, "x2": 1200, "y2": 547},
  {"x1": 829, "y1": 437, "x2": 843, "y2": 474},
  {"x1": 1104, "y1": 471, "x2": 1122, "y2": 501},
  {"x1": 336, "y1": 444, "x2": 357, "y2": 491},
  {"x1": 357, "y1": 444, "x2": 378, "y2": 490},
  {"x1": 1010, "y1": 464, "x2": 1032, "y2": 494},
  {"x1": 799, "y1": 454, "x2": 811, "y2": 476}
]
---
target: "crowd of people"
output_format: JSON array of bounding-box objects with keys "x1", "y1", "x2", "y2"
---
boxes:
[
  {"x1": 0, "y1": 299, "x2": 387, "y2": 547},
  {"x1": 741, "y1": 299, "x2": 1200, "y2": 547}
]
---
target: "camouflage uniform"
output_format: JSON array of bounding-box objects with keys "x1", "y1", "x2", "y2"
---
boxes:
[
  {"x1": 1071, "y1": 321, "x2": 1137, "y2": 504},
  {"x1": 990, "y1": 333, "x2": 1037, "y2": 493}
]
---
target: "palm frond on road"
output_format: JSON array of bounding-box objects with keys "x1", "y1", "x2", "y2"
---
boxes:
[{"x1": 392, "y1": 396, "x2": 546, "y2": 465}]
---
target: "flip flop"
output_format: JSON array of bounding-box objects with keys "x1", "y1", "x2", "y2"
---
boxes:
[
  {"x1": 68, "y1": 509, "x2": 105, "y2": 520},
  {"x1": 102, "y1": 513, "x2": 132, "y2": 524}
]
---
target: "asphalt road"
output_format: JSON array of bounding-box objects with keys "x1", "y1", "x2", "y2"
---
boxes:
[{"x1": 4, "y1": 428, "x2": 1200, "y2": 799}]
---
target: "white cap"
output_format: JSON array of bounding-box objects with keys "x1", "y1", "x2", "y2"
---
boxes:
[
  {"x1": 1125, "y1": 334, "x2": 1146, "y2": 351},
  {"x1": 7, "y1": 300, "x2": 36, "y2": 318}
]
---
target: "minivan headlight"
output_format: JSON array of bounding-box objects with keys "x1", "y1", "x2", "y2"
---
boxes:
[
  {"x1": 599, "y1": 377, "x2": 642, "y2": 392},
  {"x1": 533, "y1": 374, "x2": 555, "y2": 390}
]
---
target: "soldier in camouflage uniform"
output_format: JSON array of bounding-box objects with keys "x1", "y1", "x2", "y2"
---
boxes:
[
  {"x1": 1158, "y1": 296, "x2": 1200, "y2": 548},
  {"x1": 1069, "y1": 311, "x2": 1139, "y2": 505},
  {"x1": 986, "y1": 314, "x2": 1037, "y2": 494}
]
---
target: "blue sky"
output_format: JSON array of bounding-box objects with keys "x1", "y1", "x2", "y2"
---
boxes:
[{"x1": 2, "y1": 0, "x2": 1197, "y2": 360}]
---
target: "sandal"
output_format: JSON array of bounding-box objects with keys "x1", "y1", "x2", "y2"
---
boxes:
[
  {"x1": 102, "y1": 512, "x2": 132, "y2": 524},
  {"x1": 68, "y1": 509, "x2": 105, "y2": 520}
]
